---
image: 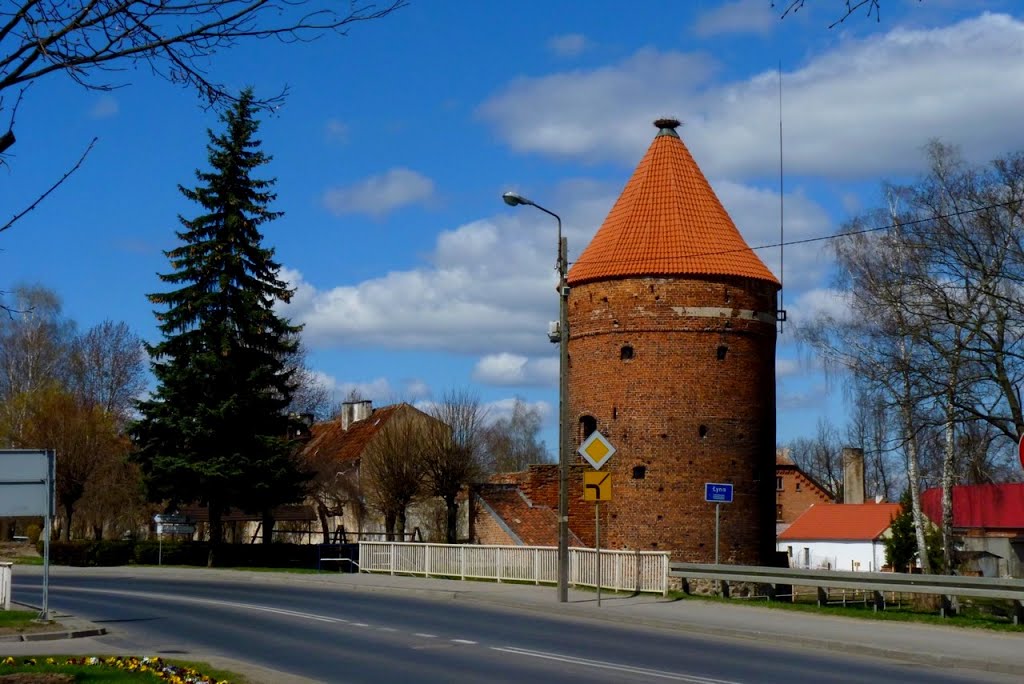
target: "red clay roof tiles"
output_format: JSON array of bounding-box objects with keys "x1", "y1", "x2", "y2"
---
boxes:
[
  {"x1": 777, "y1": 503, "x2": 902, "y2": 541},
  {"x1": 567, "y1": 121, "x2": 780, "y2": 287}
]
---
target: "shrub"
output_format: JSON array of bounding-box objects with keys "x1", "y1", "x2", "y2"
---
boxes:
[{"x1": 25, "y1": 524, "x2": 41, "y2": 544}]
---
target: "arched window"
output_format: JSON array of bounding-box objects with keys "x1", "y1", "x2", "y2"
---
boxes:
[{"x1": 580, "y1": 415, "x2": 597, "y2": 441}]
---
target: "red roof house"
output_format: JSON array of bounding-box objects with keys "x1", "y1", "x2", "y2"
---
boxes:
[
  {"x1": 777, "y1": 503, "x2": 902, "y2": 572},
  {"x1": 921, "y1": 483, "x2": 1024, "y2": 577}
]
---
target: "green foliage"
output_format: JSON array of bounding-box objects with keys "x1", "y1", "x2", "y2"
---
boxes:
[
  {"x1": 885, "y1": 489, "x2": 945, "y2": 573},
  {"x1": 131, "y1": 89, "x2": 308, "y2": 548},
  {"x1": 25, "y1": 523, "x2": 41, "y2": 544}
]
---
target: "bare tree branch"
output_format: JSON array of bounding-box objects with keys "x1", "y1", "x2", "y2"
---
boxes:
[{"x1": 0, "y1": 136, "x2": 96, "y2": 234}]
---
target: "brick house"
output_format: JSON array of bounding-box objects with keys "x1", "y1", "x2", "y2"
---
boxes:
[
  {"x1": 775, "y1": 448, "x2": 834, "y2": 535},
  {"x1": 471, "y1": 465, "x2": 588, "y2": 547},
  {"x1": 299, "y1": 400, "x2": 445, "y2": 543}
]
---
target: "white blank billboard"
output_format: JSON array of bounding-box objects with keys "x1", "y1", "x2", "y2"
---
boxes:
[{"x1": 0, "y1": 449, "x2": 54, "y2": 517}]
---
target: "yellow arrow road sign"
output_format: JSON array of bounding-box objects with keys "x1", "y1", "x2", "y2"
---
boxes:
[{"x1": 584, "y1": 471, "x2": 612, "y2": 501}]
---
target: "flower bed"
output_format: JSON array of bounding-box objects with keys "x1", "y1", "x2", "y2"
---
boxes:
[{"x1": 0, "y1": 656, "x2": 229, "y2": 683}]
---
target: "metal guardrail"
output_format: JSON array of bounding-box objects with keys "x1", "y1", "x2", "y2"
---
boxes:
[{"x1": 670, "y1": 562, "x2": 1024, "y2": 621}]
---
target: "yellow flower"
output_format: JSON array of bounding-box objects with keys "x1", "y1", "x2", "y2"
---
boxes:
[{"x1": 2, "y1": 657, "x2": 14, "y2": 665}]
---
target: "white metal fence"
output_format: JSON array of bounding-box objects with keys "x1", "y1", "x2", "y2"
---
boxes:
[
  {"x1": 358, "y1": 542, "x2": 669, "y2": 595},
  {"x1": 0, "y1": 562, "x2": 11, "y2": 610}
]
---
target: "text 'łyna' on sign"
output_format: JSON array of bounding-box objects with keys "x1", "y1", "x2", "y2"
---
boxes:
[{"x1": 704, "y1": 482, "x2": 733, "y2": 503}]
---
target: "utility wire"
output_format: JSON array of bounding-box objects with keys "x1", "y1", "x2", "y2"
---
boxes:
[{"x1": 565, "y1": 198, "x2": 1023, "y2": 269}]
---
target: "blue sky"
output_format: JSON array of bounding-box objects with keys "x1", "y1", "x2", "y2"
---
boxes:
[{"x1": 5, "y1": 0, "x2": 1024, "y2": 454}]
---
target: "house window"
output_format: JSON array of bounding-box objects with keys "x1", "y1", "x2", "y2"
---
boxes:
[
  {"x1": 795, "y1": 481, "x2": 802, "y2": 492},
  {"x1": 776, "y1": 504, "x2": 783, "y2": 521},
  {"x1": 776, "y1": 476, "x2": 783, "y2": 491}
]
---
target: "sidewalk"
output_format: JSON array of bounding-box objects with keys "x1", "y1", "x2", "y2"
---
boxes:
[{"x1": 4, "y1": 565, "x2": 1023, "y2": 679}]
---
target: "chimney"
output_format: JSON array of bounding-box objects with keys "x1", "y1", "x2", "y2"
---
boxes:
[
  {"x1": 842, "y1": 447, "x2": 866, "y2": 504},
  {"x1": 341, "y1": 399, "x2": 373, "y2": 431}
]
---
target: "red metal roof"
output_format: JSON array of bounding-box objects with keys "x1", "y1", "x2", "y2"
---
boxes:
[
  {"x1": 921, "y1": 483, "x2": 1024, "y2": 530},
  {"x1": 567, "y1": 119, "x2": 780, "y2": 287},
  {"x1": 777, "y1": 503, "x2": 902, "y2": 541}
]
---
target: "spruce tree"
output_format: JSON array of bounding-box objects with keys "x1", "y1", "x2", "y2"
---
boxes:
[{"x1": 132, "y1": 89, "x2": 307, "y2": 564}]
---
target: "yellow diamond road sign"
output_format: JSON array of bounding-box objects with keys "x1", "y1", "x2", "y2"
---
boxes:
[{"x1": 578, "y1": 430, "x2": 615, "y2": 470}]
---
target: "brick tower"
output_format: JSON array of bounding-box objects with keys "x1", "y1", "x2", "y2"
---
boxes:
[{"x1": 566, "y1": 118, "x2": 780, "y2": 565}]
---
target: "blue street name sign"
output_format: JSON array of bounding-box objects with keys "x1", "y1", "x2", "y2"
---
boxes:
[{"x1": 705, "y1": 482, "x2": 734, "y2": 503}]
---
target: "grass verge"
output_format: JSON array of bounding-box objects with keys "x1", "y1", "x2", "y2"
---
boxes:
[{"x1": 0, "y1": 610, "x2": 61, "y2": 635}]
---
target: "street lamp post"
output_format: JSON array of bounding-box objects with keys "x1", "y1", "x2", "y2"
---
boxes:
[{"x1": 502, "y1": 191, "x2": 570, "y2": 603}]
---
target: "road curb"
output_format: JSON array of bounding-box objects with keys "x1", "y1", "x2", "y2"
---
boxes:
[{"x1": 1, "y1": 601, "x2": 108, "y2": 643}]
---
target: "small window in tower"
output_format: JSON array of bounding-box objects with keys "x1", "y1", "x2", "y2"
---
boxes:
[
  {"x1": 632, "y1": 465, "x2": 646, "y2": 480},
  {"x1": 776, "y1": 476, "x2": 784, "y2": 491},
  {"x1": 716, "y1": 345, "x2": 728, "y2": 361},
  {"x1": 580, "y1": 415, "x2": 597, "y2": 441},
  {"x1": 612, "y1": 406, "x2": 618, "y2": 420},
  {"x1": 698, "y1": 425, "x2": 708, "y2": 439},
  {"x1": 620, "y1": 345, "x2": 634, "y2": 360}
]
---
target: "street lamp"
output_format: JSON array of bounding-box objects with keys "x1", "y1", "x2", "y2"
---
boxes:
[{"x1": 502, "y1": 190, "x2": 570, "y2": 603}]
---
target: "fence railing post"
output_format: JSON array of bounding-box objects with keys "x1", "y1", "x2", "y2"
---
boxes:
[
  {"x1": 496, "y1": 547, "x2": 503, "y2": 583},
  {"x1": 0, "y1": 562, "x2": 11, "y2": 611},
  {"x1": 460, "y1": 545, "x2": 466, "y2": 581},
  {"x1": 425, "y1": 544, "x2": 432, "y2": 577},
  {"x1": 389, "y1": 543, "x2": 395, "y2": 576}
]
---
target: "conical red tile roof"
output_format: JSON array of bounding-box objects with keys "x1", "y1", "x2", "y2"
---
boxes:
[{"x1": 567, "y1": 119, "x2": 780, "y2": 287}]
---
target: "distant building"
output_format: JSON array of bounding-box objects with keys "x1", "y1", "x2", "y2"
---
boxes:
[
  {"x1": 921, "y1": 483, "x2": 1024, "y2": 577},
  {"x1": 775, "y1": 448, "x2": 834, "y2": 535},
  {"x1": 777, "y1": 502, "x2": 902, "y2": 572},
  {"x1": 299, "y1": 400, "x2": 445, "y2": 543}
]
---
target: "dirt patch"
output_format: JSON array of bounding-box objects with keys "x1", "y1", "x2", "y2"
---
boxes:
[
  {"x1": 0, "y1": 675, "x2": 75, "y2": 683},
  {"x1": 0, "y1": 541, "x2": 40, "y2": 562}
]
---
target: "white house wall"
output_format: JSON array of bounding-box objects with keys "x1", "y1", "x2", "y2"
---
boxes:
[{"x1": 777, "y1": 539, "x2": 886, "y2": 572}]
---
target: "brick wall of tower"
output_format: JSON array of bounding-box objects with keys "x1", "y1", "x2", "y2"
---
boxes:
[{"x1": 567, "y1": 275, "x2": 778, "y2": 565}]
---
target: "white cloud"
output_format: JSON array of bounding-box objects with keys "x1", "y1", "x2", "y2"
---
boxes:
[
  {"x1": 473, "y1": 353, "x2": 559, "y2": 386},
  {"x1": 479, "y1": 13, "x2": 1024, "y2": 180},
  {"x1": 325, "y1": 118, "x2": 349, "y2": 143},
  {"x1": 713, "y1": 180, "x2": 832, "y2": 290},
  {"x1": 787, "y1": 287, "x2": 854, "y2": 328},
  {"x1": 322, "y1": 168, "x2": 435, "y2": 218},
  {"x1": 694, "y1": 0, "x2": 776, "y2": 37},
  {"x1": 776, "y1": 358, "x2": 800, "y2": 378},
  {"x1": 547, "y1": 33, "x2": 591, "y2": 57},
  {"x1": 484, "y1": 397, "x2": 552, "y2": 424},
  {"x1": 89, "y1": 96, "x2": 119, "y2": 119}
]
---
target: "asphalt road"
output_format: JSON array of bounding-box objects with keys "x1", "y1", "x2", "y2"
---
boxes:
[{"x1": 9, "y1": 572, "x2": 1016, "y2": 683}]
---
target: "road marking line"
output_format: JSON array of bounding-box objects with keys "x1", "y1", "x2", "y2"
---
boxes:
[
  {"x1": 492, "y1": 646, "x2": 741, "y2": 683},
  {"x1": 414, "y1": 633, "x2": 437, "y2": 638},
  {"x1": 352, "y1": 622, "x2": 370, "y2": 627},
  {"x1": 378, "y1": 627, "x2": 398, "y2": 632},
  {"x1": 53, "y1": 586, "x2": 350, "y2": 626},
  {"x1": 452, "y1": 639, "x2": 477, "y2": 645}
]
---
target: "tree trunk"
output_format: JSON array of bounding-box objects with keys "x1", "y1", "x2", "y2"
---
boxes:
[
  {"x1": 208, "y1": 501, "x2": 223, "y2": 568},
  {"x1": 899, "y1": 338, "x2": 931, "y2": 575},
  {"x1": 941, "y1": 391, "x2": 957, "y2": 574},
  {"x1": 261, "y1": 509, "x2": 274, "y2": 545},
  {"x1": 384, "y1": 512, "x2": 396, "y2": 541},
  {"x1": 316, "y1": 502, "x2": 331, "y2": 544},
  {"x1": 444, "y1": 494, "x2": 459, "y2": 544},
  {"x1": 93, "y1": 524, "x2": 103, "y2": 541},
  {"x1": 62, "y1": 503, "x2": 73, "y2": 541},
  {"x1": 397, "y1": 508, "x2": 407, "y2": 542}
]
